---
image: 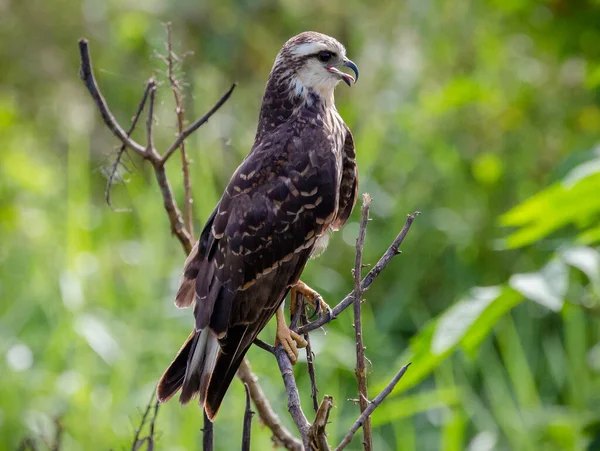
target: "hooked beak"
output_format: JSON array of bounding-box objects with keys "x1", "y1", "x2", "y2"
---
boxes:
[{"x1": 326, "y1": 58, "x2": 359, "y2": 87}]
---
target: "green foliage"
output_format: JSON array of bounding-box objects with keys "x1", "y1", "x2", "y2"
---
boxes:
[{"x1": 1, "y1": 0, "x2": 600, "y2": 450}]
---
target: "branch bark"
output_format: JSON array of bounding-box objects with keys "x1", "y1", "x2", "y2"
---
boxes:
[
  {"x1": 160, "y1": 83, "x2": 236, "y2": 166},
  {"x1": 237, "y1": 360, "x2": 303, "y2": 451},
  {"x1": 242, "y1": 383, "x2": 254, "y2": 451},
  {"x1": 203, "y1": 411, "x2": 214, "y2": 451},
  {"x1": 352, "y1": 194, "x2": 372, "y2": 450},
  {"x1": 165, "y1": 23, "x2": 194, "y2": 237},
  {"x1": 308, "y1": 396, "x2": 333, "y2": 451},
  {"x1": 274, "y1": 346, "x2": 312, "y2": 450},
  {"x1": 334, "y1": 363, "x2": 411, "y2": 451},
  {"x1": 78, "y1": 39, "x2": 147, "y2": 157},
  {"x1": 297, "y1": 211, "x2": 420, "y2": 335}
]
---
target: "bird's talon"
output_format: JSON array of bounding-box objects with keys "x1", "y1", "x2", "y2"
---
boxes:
[{"x1": 275, "y1": 326, "x2": 307, "y2": 365}]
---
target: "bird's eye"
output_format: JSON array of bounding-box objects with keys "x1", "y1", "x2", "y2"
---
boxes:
[{"x1": 317, "y1": 51, "x2": 335, "y2": 62}]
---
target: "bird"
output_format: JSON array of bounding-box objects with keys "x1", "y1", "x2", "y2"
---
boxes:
[{"x1": 156, "y1": 31, "x2": 359, "y2": 421}]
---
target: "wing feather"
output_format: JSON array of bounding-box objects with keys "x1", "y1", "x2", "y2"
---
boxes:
[{"x1": 331, "y1": 125, "x2": 358, "y2": 230}]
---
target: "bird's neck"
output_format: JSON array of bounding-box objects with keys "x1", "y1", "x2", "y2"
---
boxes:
[{"x1": 255, "y1": 72, "x2": 334, "y2": 142}]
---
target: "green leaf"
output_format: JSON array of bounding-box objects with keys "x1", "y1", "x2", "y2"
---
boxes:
[
  {"x1": 508, "y1": 259, "x2": 567, "y2": 311},
  {"x1": 561, "y1": 246, "x2": 600, "y2": 284},
  {"x1": 432, "y1": 286, "x2": 502, "y2": 355}
]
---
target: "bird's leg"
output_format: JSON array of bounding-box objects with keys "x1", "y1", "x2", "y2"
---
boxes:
[
  {"x1": 275, "y1": 303, "x2": 307, "y2": 364},
  {"x1": 291, "y1": 280, "x2": 332, "y2": 319}
]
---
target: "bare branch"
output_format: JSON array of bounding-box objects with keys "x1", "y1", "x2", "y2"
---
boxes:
[
  {"x1": 274, "y1": 345, "x2": 311, "y2": 450},
  {"x1": 242, "y1": 383, "x2": 254, "y2": 451},
  {"x1": 203, "y1": 410, "x2": 214, "y2": 451},
  {"x1": 254, "y1": 338, "x2": 275, "y2": 354},
  {"x1": 237, "y1": 360, "x2": 303, "y2": 451},
  {"x1": 334, "y1": 363, "x2": 411, "y2": 451},
  {"x1": 80, "y1": 37, "x2": 296, "y2": 447},
  {"x1": 165, "y1": 23, "x2": 194, "y2": 237},
  {"x1": 131, "y1": 391, "x2": 160, "y2": 450},
  {"x1": 152, "y1": 165, "x2": 194, "y2": 253},
  {"x1": 160, "y1": 83, "x2": 237, "y2": 166},
  {"x1": 105, "y1": 80, "x2": 152, "y2": 209},
  {"x1": 300, "y1": 310, "x2": 319, "y2": 413},
  {"x1": 298, "y1": 211, "x2": 420, "y2": 335},
  {"x1": 352, "y1": 194, "x2": 372, "y2": 450},
  {"x1": 78, "y1": 39, "x2": 147, "y2": 156},
  {"x1": 145, "y1": 79, "x2": 157, "y2": 155}
]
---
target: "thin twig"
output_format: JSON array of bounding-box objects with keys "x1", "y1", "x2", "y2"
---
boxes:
[
  {"x1": 105, "y1": 81, "x2": 152, "y2": 209},
  {"x1": 237, "y1": 360, "x2": 303, "y2": 451},
  {"x1": 203, "y1": 410, "x2": 214, "y2": 451},
  {"x1": 145, "y1": 79, "x2": 157, "y2": 155},
  {"x1": 274, "y1": 345, "x2": 311, "y2": 450},
  {"x1": 165, "y1": 23, "x2": 194, "y2": 237},
  {"x1": 148, "y1": 398, "x2": 160, "y2": 450},
  {"x1": 334, "y1": 363, "x2": 411, "y2": 451},
  {"x1": 242, "y1": 383, "x2": 254, "y2": 451},
  {"x1": 160, "y1": 83, "x2": 237, "y2": 166},
  {"x1": 298, "y1": 211, "x2": 420, "y2": 335},
  {"x1": 301, "y1": 310, "x2": 319, "y2": 413},
  {"x1": 254, "y1": 338, "x2": 275, "y2": 354},
  {"x1": 131, "y1": 391, "x2": 158, "y2": 450},
  {"x1": 78, "y1": 39, "x2": 147, "y2": 157},
  {"x1": 353, "y1": 194, "x2": 372, "y2": 450}
]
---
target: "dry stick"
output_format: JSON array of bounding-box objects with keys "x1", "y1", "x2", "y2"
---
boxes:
[
  {"x1": 78, "y1": 39, "x2": 147, "y2": 157},
  {"x1": 334, "y1": 363, "x2": 411, "y2": 451},
  {"x1": 298, "y1": 211, "x2": 421, "y2": 335},
  {"x1": 78, "y1": 39, "x2": 192, "y2": 253},
  {"x1": 79, "y1": 38, "x2": 300, "y2": 450},
  {"x1": 353, "y1": 194, "x2": 372, "y2": 450},
  {"x1": 203, "y1": 411, "x2": 214, "y2": 451},
  {"x1": 274, "y1": 345, "x2": 312, "y2": 450},
  {"x1": 160, "y1": 83, "x2": 236, "y2": 166},
  {"x1": 105, "y1": 81, "x2": 152, "y2": 209},
  {"x1": 242, "y1": 384, "x2": 254, "y2": 451},
  {"x1": 237, "y1": 360, "x2": 303, "y2": 451},
  {"x1": 308, "y1": 396, "x2": 333, "y2": 451},
  {"x1": 254, "y1": 338, "x2": 275, "y2": 354},
  {"x1": 272, "y1": 212, "x2": 420, "y2": 448},
  {"x1": 145, "y1": 80, "x2": 157, "y2": 155},
  {"x1": 165, "y1": 23, "x2": 194, "y2": 237},
  {"x1": 131, "y1": 391, "x2": 158, "y2": 451},
  {"x1": 148, "y1": 398, "x2": 160, "y2": 449},
  {"x1": 300, "y1": 310, "x2": 319, "y2": 413}
]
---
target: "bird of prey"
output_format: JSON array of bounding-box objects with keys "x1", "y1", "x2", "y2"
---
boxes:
[{"x1": 157, "y1": 31, "x2": 359, "y2": 421}]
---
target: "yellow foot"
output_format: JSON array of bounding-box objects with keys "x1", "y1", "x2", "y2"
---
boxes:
[
  {"x1": 275, "y1": 306, "x2": 307, "y2": 364},
  {"x1": 291, "y1": 280, "x2": 332, "y2": 319}
]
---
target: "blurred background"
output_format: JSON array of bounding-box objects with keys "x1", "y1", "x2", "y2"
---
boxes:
[{"x1": 1, "y1": 0, "x2": 600, "y2": 449}]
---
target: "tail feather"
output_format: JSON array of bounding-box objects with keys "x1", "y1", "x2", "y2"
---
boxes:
[
  {"x1": 157, "y1": 329, "x2": 219, "y2": 405},
  {"x1": 157, "y1": 331, "x2": 195, "y2": 402},
  {"x1": 203, "y1": 324, "x2": 252, "y2": 420}
]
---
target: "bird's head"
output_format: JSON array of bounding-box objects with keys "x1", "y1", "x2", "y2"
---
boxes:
[{"x1": 272, "y1": 31, "x2": 359, "y2": 103}]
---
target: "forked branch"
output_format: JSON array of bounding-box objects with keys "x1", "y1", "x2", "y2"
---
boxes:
[
  {"x1": 80, "y1": 35, "x2": 419, "y2": 451},
  {"x1": 79, "y1": 37, "x2": 301, "y2": 450}
]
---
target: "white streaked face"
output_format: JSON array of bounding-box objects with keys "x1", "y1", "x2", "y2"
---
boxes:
[
  {"x1": 293, "y1": 41, "x2": 348, "y2": 98},
  {"x1": 275, "y1": 33, "x2": 358, "y2": 101}
]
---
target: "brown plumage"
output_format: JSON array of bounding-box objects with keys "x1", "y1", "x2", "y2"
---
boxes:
[{"x1": 157, "y1": 31, "x2": 359, "y2": 421}]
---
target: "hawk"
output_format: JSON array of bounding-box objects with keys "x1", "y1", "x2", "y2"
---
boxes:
[{"x1": 157, "y1": 31, "x2": 359, "y2": 421}]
